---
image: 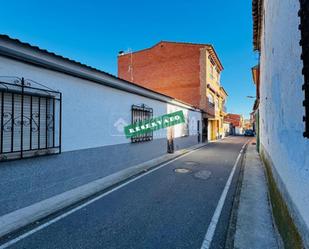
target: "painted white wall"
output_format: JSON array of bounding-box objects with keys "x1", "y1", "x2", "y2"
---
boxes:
[
  {"x1": 207, "y1": 122, "x2": 212, "y2": 141},
  {"x1": 186, "y1": 109, "x2": 201, "y2": 138},
  {"x1": 260, "y1": 0, "x2": 309, "y2": 240},
  {"x1": 223, "y1": 123, "x2": 230, "y2": 137},
  {"x1": 167, "y1": 103, "x2": 201, "y2": 138},
  {"x1": 0, "y1": 56, "x2": 201, "y2": 152},
  {"x1": 235, "y1": 127, "x2": 243, "y2": 135}
]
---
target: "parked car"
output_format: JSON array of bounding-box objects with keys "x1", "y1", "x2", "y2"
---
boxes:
[{"x1": 244, "y1": 129, "x2": 255, "y2": 136}]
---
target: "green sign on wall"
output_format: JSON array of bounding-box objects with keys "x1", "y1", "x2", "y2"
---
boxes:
[{"x1": 124, "y1": 110, "x2": 185, "y2": 138}]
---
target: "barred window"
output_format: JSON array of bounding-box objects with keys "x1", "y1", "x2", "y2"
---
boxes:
[
  {"x1": 299, "y1": 0, "x2": 309, "y2": 138},
  {"x1": 131, "y1": 104, "x2": 153, "y2": 143},
  {"x1": 0, "y1": 77, "x2": 61, "y2": 161}
]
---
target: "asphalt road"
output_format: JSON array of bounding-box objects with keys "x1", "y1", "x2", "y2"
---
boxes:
[{"x1": 2, "y1": 136, "x2": 248, "y2": 249}]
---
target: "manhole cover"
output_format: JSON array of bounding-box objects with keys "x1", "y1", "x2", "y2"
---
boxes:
[
  {"x1": 174, "y1": 168, "x2": 191, "y2": 173},
  {"x1": 194, "y1": 170, "x2": 212, "y2": 180},
  {"x1": 184, "y1": 161, "x2": 199, "y2": 166}
]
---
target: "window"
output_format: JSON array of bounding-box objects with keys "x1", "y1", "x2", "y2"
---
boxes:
[
  {"x1": 0, "y1": 77, "x2": 61, "y2": 161},
  {"x1": 208, "y1": 56, "x2": 216, "y2": 80},
  {"x1": 215, "y1": 98, "x2": 219, "y2": 109},
  {"x1": 207, "y1": 94, "x2": 214, "y2": 105},
  {"x1": 299, "y1": 1, "x2": 309, "y2": 138},
  {"x1": 131, "y1": 104, "x2": 153, "y2": 143},
  {"x1": 222, "y1": 100, "x2": 227, "y2": 112}
]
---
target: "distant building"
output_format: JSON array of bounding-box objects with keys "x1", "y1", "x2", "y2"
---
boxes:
[
  {"x1": 243, "y1": 119, "x2": 252, "y2": 130},
  {"x1": 223, "y1": 120, "x2": 232, "y2": 137},
  {"x1": 118, "y1": 41, "x2": 228, "y2": 141},
  {"x1": 252, "y1": 0, "x2": 309, "y2": 247},
  {"x1": 224, "y1": 113, "x2": 243, "y2": 135}
]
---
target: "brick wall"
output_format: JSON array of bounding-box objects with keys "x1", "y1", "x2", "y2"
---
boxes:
[
  {"x1": 118, "y1": 42, "x2": 205, "y2": 109},
  {"x1": 225, "y1": 113, "x2": 242, "y2": 127}
]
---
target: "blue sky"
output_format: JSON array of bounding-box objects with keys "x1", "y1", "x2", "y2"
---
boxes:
[{"x1": 0, "y1": 0, "x2": 257, "y2": 118}]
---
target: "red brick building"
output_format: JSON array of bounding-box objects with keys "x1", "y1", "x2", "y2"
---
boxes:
[
  {"x1": 225, "y1": 114, "x2": 242, "y2": 127},
  {"x1": 118, "y1": 41, "x2": 224, "y2": 113},
  {"x1": 118, "y1": 41, "x2": 228, "y2": 141}
]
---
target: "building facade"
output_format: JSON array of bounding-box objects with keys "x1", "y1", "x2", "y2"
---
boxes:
[
  {"x1": 207, "y1": 86, "x2": 228, "y2": 140},
  {"x1": 224, "y1": 113, "x2": 243, "y2": 135},
  {"x1": 252, "y1": 0, "x2": 309, "y2": 247},
  {"x1": 118, "y1": 41, "x2": 228, "y2": 141},
  {"x1": 0, "y1": 35, "x2": 202, "y2": 216},
  {"x1": 251, "y1": 65, "x2": 260, "y2": 150}
]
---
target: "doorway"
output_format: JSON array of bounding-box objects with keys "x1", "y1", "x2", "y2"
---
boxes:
[
  {"x1": 197, "y1": 120, "x2": 201, "y2": 143},
  {"x1": 167, "y1": 127, "x2": 174, "y2": 153},
  {"x1": 202, "y1": 118, "x2": 208, "y2": 142}
]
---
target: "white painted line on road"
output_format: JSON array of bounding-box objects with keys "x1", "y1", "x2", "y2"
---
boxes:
[
  {"x1": 0, "y1": 145, "x2": 207, "y2": 249},
  {"x1": 200, "y1": 142, "x2": 247, "y2": 249}
]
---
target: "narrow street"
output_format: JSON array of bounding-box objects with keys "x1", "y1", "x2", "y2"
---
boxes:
[
  {"x1": 1, "y1": 136, "x2": 249, "y2": 249},
  {"x1": 1, "y1": 1, "x2": 308, "y2": 247}
]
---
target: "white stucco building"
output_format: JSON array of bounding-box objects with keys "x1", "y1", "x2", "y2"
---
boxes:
[
  {"x1": 0, "y1": 35, "x2": 202, "y2": 216},
  {"x1": 253, "y1": 0, "x2": 309, "y2": 247}
]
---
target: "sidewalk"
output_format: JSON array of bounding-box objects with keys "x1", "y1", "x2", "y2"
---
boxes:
[{"x1": 234, "y1": 141, "x2": 281, "y2": 249}]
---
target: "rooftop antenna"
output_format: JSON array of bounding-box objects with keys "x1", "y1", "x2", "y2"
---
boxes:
[
  {"x1": 127, "y1": 48, "x2": 134, "y2": 82},
  {"x1": 119, "y1": 48, "x2": 134, "y2": 82}
]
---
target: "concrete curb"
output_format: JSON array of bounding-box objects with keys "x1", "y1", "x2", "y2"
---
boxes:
[
  {"x1": 0, "y1": 142, "x2": 208, "y2": 239},
  {"x1": 224, "y1": 140, "x2": 249, "y2": 249}
]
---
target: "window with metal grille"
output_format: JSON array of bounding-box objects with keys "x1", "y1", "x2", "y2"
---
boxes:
[
  {"x1": 299, "y1": 0, "x2": 309, "y2": 138},
  {"x1": 0, "y1": 77, "x2": 61, "y2": 161},
  {"x1": 131, "y1": 104, "x2": 153, "y2": 143}
]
